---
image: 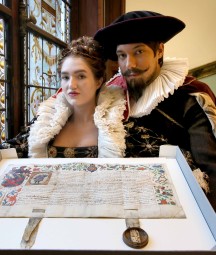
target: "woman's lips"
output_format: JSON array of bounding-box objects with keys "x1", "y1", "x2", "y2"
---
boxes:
[{"x1": 68, "y1": 91, "x2": 79, "y2": 97}]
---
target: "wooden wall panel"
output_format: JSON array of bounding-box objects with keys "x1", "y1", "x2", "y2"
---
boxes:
[{"x1": 71, "y1": 0, "x2": 125, "y2": 38}]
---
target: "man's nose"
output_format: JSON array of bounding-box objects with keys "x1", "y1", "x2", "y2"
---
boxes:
[{"x1": 126, "y1": 55, "x2": 137, "y2": 69}]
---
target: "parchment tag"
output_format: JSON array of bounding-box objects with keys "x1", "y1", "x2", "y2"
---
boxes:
[
  {"x1": 20, "y1": 217, "x2": 42, "y2": 249},
  {"x1": 123, "y1": 209, "x2": 148, "y2": 249}
]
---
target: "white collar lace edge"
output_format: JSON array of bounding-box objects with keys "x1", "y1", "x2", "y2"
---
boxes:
[{"x1": 130, "y1": 57, "x2": 189, "y2": 117}]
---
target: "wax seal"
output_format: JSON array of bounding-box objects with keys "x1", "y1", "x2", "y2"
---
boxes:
[{"x1": 123, "y1": 227, "x2": 148, "y2": 249}]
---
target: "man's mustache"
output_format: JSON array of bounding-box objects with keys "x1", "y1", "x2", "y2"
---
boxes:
[{"x1": 123, "y1": 68, "x2": 145, "y2": 77}]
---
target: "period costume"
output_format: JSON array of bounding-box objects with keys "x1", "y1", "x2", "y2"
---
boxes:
[
  {"x1": 105, "y1": 57, "x2": 216, "y2": 193},
  {"x1": 0, "y1": 85, "x2": 126, "y2": 159},
  {"x1": 94, "y1": 10, "x2": 216, "y2": 209},
  {"x1": 1, "y1": 57, "x2": 216, "y2": 203},
  {"x1": 1, "y1": 10, "x2": 216, "y2": 209},
  {"x1": 28, "y1": 85, "x2": 126, "y2": 158}
]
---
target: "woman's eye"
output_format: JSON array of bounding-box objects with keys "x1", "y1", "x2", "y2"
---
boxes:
[
  {"x1": 78, "y1": 74, "x2": 86, "y2": 79},
  {"x1": 61, "y1": 76, "x2": 69, "y2": 80}
]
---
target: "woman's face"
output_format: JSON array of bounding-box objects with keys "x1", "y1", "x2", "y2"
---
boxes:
[{"x1": 60, "y1": 55, "x2": 102, "y2": 107}]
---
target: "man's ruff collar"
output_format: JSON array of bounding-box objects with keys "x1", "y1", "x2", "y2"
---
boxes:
[{"x1": 130, "y1": 57, "x2": 189, "y2": 117}]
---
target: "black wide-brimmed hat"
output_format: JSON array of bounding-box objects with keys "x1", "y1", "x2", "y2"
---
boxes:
[{"x1": 94, "y1": 10, "x2": 185, "y2": 60}]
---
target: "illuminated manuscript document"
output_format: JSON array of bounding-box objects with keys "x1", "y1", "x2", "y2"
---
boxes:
[{"x1": 0, "y1": 162, "x2": 185, "y2": 218}]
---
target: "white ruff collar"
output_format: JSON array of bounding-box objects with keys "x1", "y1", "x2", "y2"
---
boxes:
[
  {"x1": 28, "y1": 86, "x2": 126, "y2": 158},
  {"x1": 130, "y1": 57, "x2": 189, "y2": 117}
]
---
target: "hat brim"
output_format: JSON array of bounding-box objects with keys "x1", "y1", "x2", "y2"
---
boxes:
[{"x1": 94, "y1": 16, "x2": 185, "y2": 60}]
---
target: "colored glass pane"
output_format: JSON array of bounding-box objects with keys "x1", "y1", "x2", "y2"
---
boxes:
[
  {"x1": 0, "y1": 18, "x2": 6, "y2": 142},
  {"x1": 28, "y1": 0, "x2": 71, "y2": 43},
  {"x1": 27, "y1": 32, "x2": 61, "y2": 121}
]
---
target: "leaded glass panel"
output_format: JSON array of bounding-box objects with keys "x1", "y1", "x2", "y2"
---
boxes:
[
  {"x1": 25, "y1": 0, "x2": 71, "y2": 123},
  {"x1": 28, "y1": 0, "x2": 71, "y2": 43},
  {"x1": 27, "y1": 32, "x2": 61, "y2": 121},
  {"x1": 0, "y1": 18, "x2": 7, "y2": 143}
]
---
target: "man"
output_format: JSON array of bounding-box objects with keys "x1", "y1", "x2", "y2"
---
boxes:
[{"x1": 94, "y1": 11, "x2": 216, "y2": 209}]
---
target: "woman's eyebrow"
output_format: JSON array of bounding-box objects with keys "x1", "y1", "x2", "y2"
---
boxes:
[{"x1": 61, "y1": 69, "x2": 87, "y2": 75}]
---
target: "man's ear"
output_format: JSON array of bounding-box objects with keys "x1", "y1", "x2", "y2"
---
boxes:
[{"x1": 158, "y1": 43, "x2": 164, "y2": 58}]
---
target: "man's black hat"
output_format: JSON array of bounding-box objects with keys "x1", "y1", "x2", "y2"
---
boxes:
[{"x1": 94, "y1": 11, "x2": 185, "y2": 60}]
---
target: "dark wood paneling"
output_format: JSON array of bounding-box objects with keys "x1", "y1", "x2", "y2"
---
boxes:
[
  {"x1": 104, "y1": 0, "x2": 125, "y2": 26},
  {"x1": 71, "y1": 0, "x2": 79, "y2": 39},
  {"x1": 104, "y1": 0, "x2": 125, "y2": 79},
  {"x1": 0, "y1": 4, "x2": 11, "y2": 17},
  {"x1": 79, "y1": 0, "x2": 100, "y2": 36},
  {"x1": 71, "y1": 0, "x2": 104, "y2": 39},
  {"x1": 11, "y1": 0, "x2": 22, "y2": 136},
  {"x1": 189, "y1": 61, "x2": 216, "y2": 79},
  {"x1": 71, "y1": 0, "x2": 125, "y2": 38}
]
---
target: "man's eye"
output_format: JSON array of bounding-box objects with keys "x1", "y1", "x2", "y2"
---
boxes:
[
  {"x1": 135, "y1": 50, "x2": 144, "y2": 55},
  {"x1": 117, "y1": 54, "x2": 126, "y2": 60}
]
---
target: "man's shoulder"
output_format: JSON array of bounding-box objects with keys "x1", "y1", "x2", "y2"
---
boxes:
[{"x1": 179, "y1": 76, "x2": 216, "y2": 104}]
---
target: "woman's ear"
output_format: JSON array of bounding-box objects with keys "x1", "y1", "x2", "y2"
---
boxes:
[{"x1": 97, "y1": 77, "x2": 104, "y2": 89}]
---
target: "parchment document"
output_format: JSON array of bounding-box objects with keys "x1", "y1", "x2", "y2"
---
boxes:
[{"x1": 0, "y1": 162, "x2": 185, "y2": 218}]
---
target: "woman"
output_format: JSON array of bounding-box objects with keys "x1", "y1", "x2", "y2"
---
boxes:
[
  {"x1": 27, "y1": 36, "x2": 126, "y2": 158},
  {"x1": 0, "y1": 36, "x2": 126, "y2": 158}
]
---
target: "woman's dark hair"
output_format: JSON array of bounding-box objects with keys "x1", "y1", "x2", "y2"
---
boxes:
[{"x1": 58, "y1": 36, "x2": 106, "y2": 83}]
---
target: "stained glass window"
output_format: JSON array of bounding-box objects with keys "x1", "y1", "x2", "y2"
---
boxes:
[
  {"x1": 28, "y1": 0, "x2": 70, "y2": 43},
  {"x1": 25, "y1": 0, "x2": 71, "y2": 123},
  {"x1": 27, "y1": 33, "x2": 61, "y2": 121},
  {"x1": 0, "y1": 19, "x2": 7, "y2": 143}
]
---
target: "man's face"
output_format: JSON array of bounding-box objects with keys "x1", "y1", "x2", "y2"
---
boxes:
[{"x1": 116, "y1": 42, "x2": 164, "y2": 101}]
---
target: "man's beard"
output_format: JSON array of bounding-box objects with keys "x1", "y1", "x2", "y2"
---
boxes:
[
  {"x1": 127, "y1": 78, "x2": 147, "y2": 102},
  {"x1": 123, "y1": 67, "x2": 158, "y2": 102}
]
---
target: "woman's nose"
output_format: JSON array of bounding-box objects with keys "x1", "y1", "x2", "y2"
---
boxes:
[{"x1": 69, "y1": 78, "x2": 77, "y2": 89}]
